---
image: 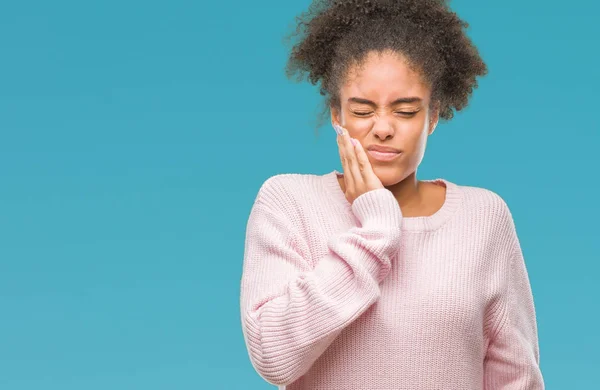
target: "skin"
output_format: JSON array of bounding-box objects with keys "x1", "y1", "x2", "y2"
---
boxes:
[{"x1": 330, "y1": 49, "x2": 446, "y2": 218}]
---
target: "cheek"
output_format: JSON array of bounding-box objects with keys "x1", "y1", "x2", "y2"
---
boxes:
[
  {"x1": 406, "y1": 129, "x2": 429, "y2": 150},
  {"x1": 353, "y1": 121, "x2": 374, "y2": 133},
  {"x1": 346, "y1": 116, "x2": 428, "y2": 141},
  {"x1": 344, "y1": 118, "x2": 372, "y2": 136},
  {"x1": 404, "y1": 118, "x2": 429, "y2": 143}
]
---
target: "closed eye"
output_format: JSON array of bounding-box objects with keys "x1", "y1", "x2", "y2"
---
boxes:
[{"x1": 353, "y1": 111, "x2": 418, "y2": 117}]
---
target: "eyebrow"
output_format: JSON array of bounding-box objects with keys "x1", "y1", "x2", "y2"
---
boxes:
[{"x1": 348, "y1": 96, "x2": 422, "y2": 106}]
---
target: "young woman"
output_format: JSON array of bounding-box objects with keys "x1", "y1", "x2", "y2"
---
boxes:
[{"x1": 240, "y1": 1, "x2": 544, "y2": 389}]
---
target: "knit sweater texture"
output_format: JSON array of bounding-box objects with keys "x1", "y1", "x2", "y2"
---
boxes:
[{"x1": 240, "y1": 169, "x2": 544, "y2": 389}]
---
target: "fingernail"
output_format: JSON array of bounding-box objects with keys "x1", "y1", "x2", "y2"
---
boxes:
[
  {"x1": 350, "y1": 138, "x2": 357, "y2": 146},
  {"x1": 333, "y1": 124, "x2": 343, "y2": 135}
]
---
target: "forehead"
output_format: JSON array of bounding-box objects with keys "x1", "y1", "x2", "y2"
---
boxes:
[{"x1": 342, "y1": 51, "x2": 429, "y2": 101}]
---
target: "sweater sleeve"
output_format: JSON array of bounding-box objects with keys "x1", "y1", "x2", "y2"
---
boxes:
[
  {"x1": 483, "y1": 220, "x2": 545, "y2": 389},
  {"x1": 240, "y1": 183, "x2": 403, "y2": 386}
]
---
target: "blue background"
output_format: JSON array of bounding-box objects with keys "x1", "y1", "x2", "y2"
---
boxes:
[{"x1": 1, "y1": 0, "x2": 598, "y2": 388}]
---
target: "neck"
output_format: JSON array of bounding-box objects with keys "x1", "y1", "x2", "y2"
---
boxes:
[
  {"x1": 337, "y1": 170, "x2": 429, "y2": 215},
  {"x1": 384, "y1": 171, "x2": 426, "y2": 215}
]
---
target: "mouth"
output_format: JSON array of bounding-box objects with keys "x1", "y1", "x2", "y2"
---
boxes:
[{"x1": 367, "y1": 150, "x2": 401, "y2": 162}]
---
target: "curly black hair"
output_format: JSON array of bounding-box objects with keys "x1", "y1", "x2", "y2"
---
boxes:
[{"x1": 283, "y1": 0, "x2": 488, "y2": 137}]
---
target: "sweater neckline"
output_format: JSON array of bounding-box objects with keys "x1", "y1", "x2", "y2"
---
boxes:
[{"x1": 323, "y1": 169, "x2": 463, "y2": 232}]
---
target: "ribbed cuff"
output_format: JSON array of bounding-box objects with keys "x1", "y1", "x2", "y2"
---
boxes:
[{"x1": 351, "y1": 188, "x2": 403, "y2": 228}]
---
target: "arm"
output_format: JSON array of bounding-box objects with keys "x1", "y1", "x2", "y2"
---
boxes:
[
  {"x1": 483, "y1": 225, "x2": 545, "y2": 389},
  {"x1": 240, "y1": 184, "x2": 402, "y2": 386}
]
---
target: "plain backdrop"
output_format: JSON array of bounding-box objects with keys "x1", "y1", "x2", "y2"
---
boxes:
[{"x1": 0, "y1": 0, "x2": 598, "y2": 389}]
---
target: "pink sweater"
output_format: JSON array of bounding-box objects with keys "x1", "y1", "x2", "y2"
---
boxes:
[{"x1": 240, "y1": 169, "x2": 544, "y2": 390}]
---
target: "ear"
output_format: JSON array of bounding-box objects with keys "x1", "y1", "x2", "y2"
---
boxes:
[{"x1": 428, "y1": 101, "x2": 440, "y2": 136}]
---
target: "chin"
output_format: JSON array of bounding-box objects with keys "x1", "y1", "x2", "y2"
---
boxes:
[{"x1": 372, "y1": 165, "x2": 404, "y2": 186}]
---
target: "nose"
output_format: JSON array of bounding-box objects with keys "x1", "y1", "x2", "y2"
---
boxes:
[{"x1": 371, "y1": 116, "x2": 395, "y2": 140}]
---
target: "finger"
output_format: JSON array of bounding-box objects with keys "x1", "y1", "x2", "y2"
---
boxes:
[
  {"x1": 353, "y1": 137, "x2": 376, "y2": 180},
  {"x1": 336, "y1": 126, "x2": 353, "y2": 193},
  {"x1": 341, "y1": 128, "x2": 362, "y2": 193},
  {"x1": 335, "y1": 123, "x2": 356, "y2": 195},
  {"x1": 332, "y1": 122, "x2": 343, "y2": 136}
]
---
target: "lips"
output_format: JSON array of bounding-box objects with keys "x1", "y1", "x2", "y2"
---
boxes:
[
  {"x1": 366, "y1": 145, "x2": 402, "y2": 153},
  {"x1": 367, "y1": 150, "x2": 401, "y2": 162}
]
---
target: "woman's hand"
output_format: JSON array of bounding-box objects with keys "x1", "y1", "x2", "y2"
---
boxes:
[{"x1": 334, "y1": 123, "x2": 384, "y2": 205}]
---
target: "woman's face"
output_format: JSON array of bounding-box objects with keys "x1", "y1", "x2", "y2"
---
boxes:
[{"x1": 331, "y1": 50, "x2": 439, "y2": 186}]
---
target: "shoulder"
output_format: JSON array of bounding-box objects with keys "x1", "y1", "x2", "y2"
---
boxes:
[
  {"x1": 257, "y1": 172, "x2": 306, "y2": 196},
  {"x1": 256, "y1": 172, "x2": 319, "y2": 197},
  {"x1": 458, "y1": 182, "x2": 513, "y2": 216},
  {"x1": 454, "y1": 181, "x2": 522, "y2": 265},
  {"x1": 253, "y1": 171, "x2": 326, "y2": 212},
  {"x1": 456, "y1": 181, "x2": 517, "y2": 234}
]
